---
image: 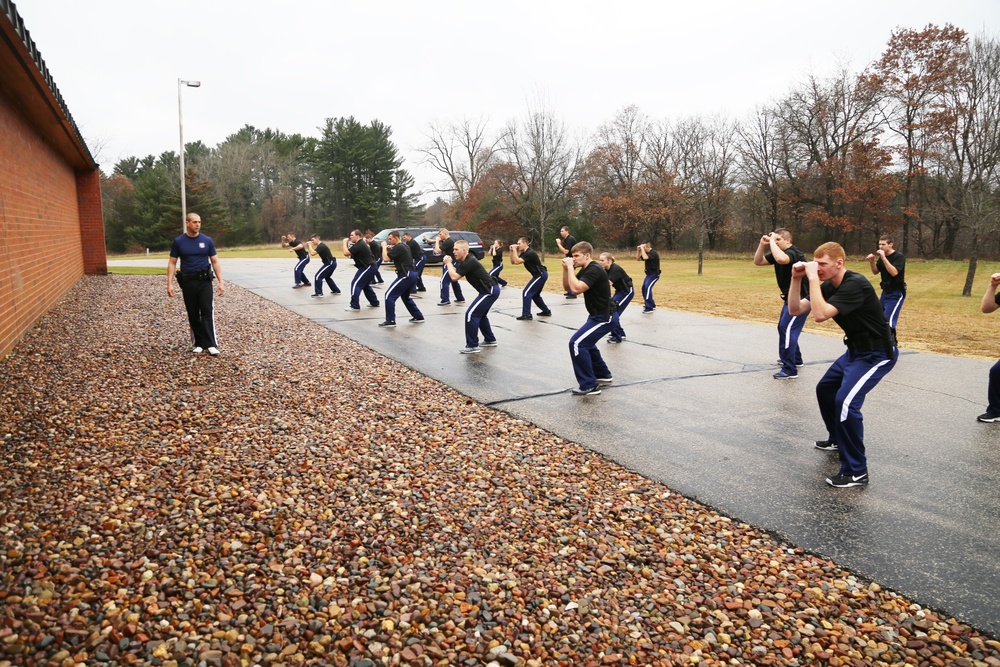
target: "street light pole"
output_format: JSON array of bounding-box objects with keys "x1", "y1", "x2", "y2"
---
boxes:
[{"x1": 177, "y1": 78, "x2": 201, "y2": 232}]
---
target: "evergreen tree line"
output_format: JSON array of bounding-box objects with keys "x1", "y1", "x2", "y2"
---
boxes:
[{"x1": 102, "y1": 117, "x2": 422, "y2": 253}]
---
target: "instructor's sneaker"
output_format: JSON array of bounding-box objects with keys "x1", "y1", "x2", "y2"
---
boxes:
[
  {"x1": 480, "y1": 340, "x2": 498, "y2": 347},
  {"x1": 976, "y1": 412, "x2": 1000, "y2": 423},
  {"x1": 207, "y1": 347, "x2": 220, "y2": 356},
  {"x1": 378, "y1": 321, "x2": 396, "y2": 327},
  {"x1": 537, "y1": 310, "x2": 552, "y2": 317},
  {"x1": 516, "y1": 315, "x2": 533, "y2": 320},
  {"x1": 409, "y1": 317, "x2": 425, "y2": 323},
  {"x1": 459, "y1": 346, "x2": 481, "y2": 354},
  {"x1": 571, "y1": 386, "x2": 602, "y2": 396},
  {"x1": 596, "y1": 377, "x2": 613, "y2": 385},
  {"x1": 772, "y1": 371, "x2": 798, "y2": 380},
  {"x1": 826, "y1": 471, "x2": 868, "y2": 487},
  {"x1": 814, "y1": 440, "x2": 838, "y2": 451},
  {"x1": 191, "y1": 346, "x2": 204, "y2": 354}
]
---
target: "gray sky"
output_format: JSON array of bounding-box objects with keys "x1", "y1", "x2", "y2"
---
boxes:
[{"x1": 17, "y1": 0, "x2": 1000, "y2": 203}]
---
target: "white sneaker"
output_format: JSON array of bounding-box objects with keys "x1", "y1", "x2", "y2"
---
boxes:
[
  {"x1": 207, "y1": 347, "x2": 220, "y2": 356},
  {"x1": 192, "y1": 346, "x2": 204, "y2": 354}
]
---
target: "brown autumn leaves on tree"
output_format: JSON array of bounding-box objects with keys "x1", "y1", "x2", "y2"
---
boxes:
[{"x1": 422, "y1": 24, "x2": 1000, "y2": 292}]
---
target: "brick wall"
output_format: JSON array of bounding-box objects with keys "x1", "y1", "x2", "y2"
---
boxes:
[{"x1": 0, "y1": 91, "x2": 104, "y2": 359}]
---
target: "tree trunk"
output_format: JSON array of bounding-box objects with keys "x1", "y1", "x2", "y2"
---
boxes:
[{"x1": 963, "y1": 233, "x2": 980, "y2": 297}]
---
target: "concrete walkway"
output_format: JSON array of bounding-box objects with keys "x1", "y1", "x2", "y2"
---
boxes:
[{"x1": 114, "y1": 257, "x2": 1000, "y2": 636}]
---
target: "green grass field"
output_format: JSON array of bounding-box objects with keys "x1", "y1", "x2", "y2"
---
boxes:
[{"x1": 108, "y1": 248, "x2": 999, "y2": 360}]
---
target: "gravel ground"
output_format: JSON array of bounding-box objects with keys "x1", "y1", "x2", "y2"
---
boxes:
[{"x1": 1, "y1": 275, "x2": 998, "y2": 667}]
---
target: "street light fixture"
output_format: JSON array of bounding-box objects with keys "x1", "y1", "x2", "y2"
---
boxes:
[{"x1": 178, "y1": 78, "x2": 201, "y2": 231}]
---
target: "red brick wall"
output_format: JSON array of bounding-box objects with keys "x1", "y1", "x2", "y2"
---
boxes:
[{"x1": 0, "y1": 91, "x2": 104, "y2": 359}]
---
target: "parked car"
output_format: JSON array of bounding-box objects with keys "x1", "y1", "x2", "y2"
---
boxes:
[
  {"x1": 414, "y1": 230, "x2": 485, "y2": 265},
  {"x1": 371, "y1": 226, "x2": 439, "y2": 245}
]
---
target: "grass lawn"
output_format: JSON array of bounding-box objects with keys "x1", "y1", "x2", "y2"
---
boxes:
[{"x1": 107, "y1": 248, "x2": 999, "y2": 360}]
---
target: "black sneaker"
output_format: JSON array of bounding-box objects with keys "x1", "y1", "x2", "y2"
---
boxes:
[
  {"x1": 454, "y1": 300, "x2": 466, "y2": 305},
  {"x1": 826, "y1": 471, "x2": 868, "y2": 487},
  {"x1": 814, "y1": 440, "x2": 838, "y2": 451},
  {"x1": 607, "y1": 337, "x2": 622, "y2": 344},
  {"x1": 409, "y1": 317, "x2": 425, "y2": 323},
  {"x1": 565, "y1": 294, "x2": 577, "y2": 299},
  {"x1": 481, "y1": 340, "x2": 498, "y2": 347},
  {"x1": 378, "y1": 321, "x2": 396, "y2": 327},
  {"x1": 537, "y1": 310, "x2": 552, "y2": 317},
  {"x1": 437, "y1": 301, "x2": 451, "y2": 306},
  {"x1": 311, "y1": 293, "x2": 324, "y2": 298},
  {"x1": 773, "y1": 371, "x2": 798, "y2": 380},
  {"x1": 516, "y1": 315, "x2": 533, "y2": 320},
  {"x1": 571, "y1": 386, "x2": 601, "y2": 396},
  {"x1": 596, "y1": 377, "x2": 613, "y2": 385},
  {"x1": 976, "y1": 412, "x2": 1000, "y2": 423}
]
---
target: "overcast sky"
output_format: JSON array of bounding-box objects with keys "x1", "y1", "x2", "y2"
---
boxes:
[{"x1": 16, "y1": 0, "x2": 1000, "y2": 203}]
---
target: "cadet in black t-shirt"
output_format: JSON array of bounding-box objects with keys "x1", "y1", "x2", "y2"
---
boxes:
[
  {"x1": 433, "y1": 229, "x2": 465, "y2": 305},
  {"x1": 753, "y1": 228, "x2": 808, "y2": 379},
  {"x1": 788, "y1": 242, "x2": 897, "y2": 489},
  {"x1": 341, "y1": 229, "x2": 379, "y2": 311},
  {"x1": 865, "y1": 234, "x2": 906, "y2": 330},
  {"x1": 377, "y1": 231, "x2": 424, "y2": 326},
  {"x1": 306, "y1": 234, "x2": 340, "y2": 297},
  {"x1": 562, "y1": 241, "x2": 613, "y2": 395},
  {"x1": 488, "y1": 240, "x2": 509, "y2": 287},
  {"x1": 636, "y1": 243, "x2": 660, "y2": 312},
  {"x1": 367, "y1": 233, "x2": 385, "y2": 285},
  {"x1": 509, "y1": 237, "x2": 551, "y2": 320},
  {"x1": 599, "y1": 252, "x2": 634, "y2": 344},
  {"x1": 281, "y1": 232, "x2": 311, "y2": 288},
  {"x1": 556, "y1": 226, "x2": 577, "y2": 298},
  {"x1": 404, "y1": 232, "x2": 428, "y2": 293},
  {"x1": 444, "y1": 240, "x2": 499, "y2": 353}
]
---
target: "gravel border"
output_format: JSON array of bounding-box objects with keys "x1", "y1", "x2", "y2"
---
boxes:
[{"x1": 1, "y1": 276, "x2": 998, "y2": 667}]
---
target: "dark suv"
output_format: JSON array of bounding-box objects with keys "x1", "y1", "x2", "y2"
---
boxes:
[
  {"x1": 372, "y1": 226, "x2": 439, "y2": 246},
  {"x1": 413, "y1": 230, "x2": 485, "y2": 265}
]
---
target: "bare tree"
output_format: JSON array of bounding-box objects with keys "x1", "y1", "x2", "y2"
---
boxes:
[
  {"x1": 497, "y1": 106, "x2": 582, "y2": 258},
  {"x1": 418, "y1": 118, "x2": 501, "y2": 202}
]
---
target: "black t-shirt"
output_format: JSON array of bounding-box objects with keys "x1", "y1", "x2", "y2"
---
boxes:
[
  {"x1": 349, "y1": 239, "x2": 374, "y2": 268},
  {"x1": 368, "y1": 239, "x2": 382, "y2": 261},
  {"x1": 767, "y1": 245, "x2": 808, "y2": 299},
  {"x1": 876, "y1": 252, "x2": 906, "y2": 293},
  {"x1": 315, "y1": 242, "x2": 334, "y2": 265},
  {"x1": 387, "y1": 242, "x2": 414, "y2": 276},
  {"x1": 521, "y1": 248, "x2": 545, "y2": 276},
  {"x1": 821, "y1": 271, "x2": 889, "y2": 340},
  {"x1": 440, "y1": 237, "x2": 456, "y2": 260},
  {"x1": 455, "y1": 256, "x2": 495, "y2": 294},
  {"x1": 406, "y1": 239, "x2": 424, "y2": 264},
  {"x1": 490, "y1": 245, "x2": 504, "y2": 267},
  {"x1": 562, "y1": 234, "x2": 576, "y2": 256},
  {"x1": 288, "y1": 238, "x2": 308, "y2": 260},
  {"x1": 606, "y1": 263, "x2": 633, "y2": 294},
  {"x1": 578, "y1": 261, "x2": 612, "y2": 318},
  {"x1": 644, "y1": 249, "x2": 661, "y2": 276}
]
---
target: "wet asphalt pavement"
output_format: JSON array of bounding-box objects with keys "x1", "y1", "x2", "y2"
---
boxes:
[{"x1": 114, "y1": 257, "x2": 1000, "y2": 636}]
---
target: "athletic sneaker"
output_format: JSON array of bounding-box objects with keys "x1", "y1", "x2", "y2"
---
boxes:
[
  {"x1": 571, "y1": 386, "x2": 602, "y2": 396},
  {"x1": 774, "y1": 360, "x2": 805, "y2": 368},
  {"x1": 332, "y1": 290, "x2": 342, "y2": 294},
  {"x1": 293, "y1": 284, "x2": 305, "y2": 289},
  {"x1": 814, "y1": 440, "x2": 838, "y2": 451},
  {"x1": 826, "y1": 471, "x2": 868, "y2": 487},
  {"x1": 454, "y1": 300, "x2": 466, "y2": 305},
  {"x1": 516, "y1": 315, "x2": 533, "y2": 320},
  {"x1": 459, "y1": 346, "x2": 481, "y2": 354},
  {"x1": 565, "y1": 293, "x2": 577, "y2": 299},
  {"x1": 367, "y1": 302, "x2": 380, "y2": 308},
  {"x1": 976, "y1": 412, "x2": 1000, "y2": 423},
  {"x1": 772, "y1": 371, "x2": 798, "y2": 380},
  {"x1": 596, "y1": 377, "x2": 613, "y2": 385},
  {"x1": 607, "y1": 337, "x2": 622, "y2": 344},
  {"x1": 481, "y1": 340, "x2": 498, "y2": 347},
  {"x1": 191, "y1": 346, "x2": 204, "y2": 354},
  {"x1": 642, "y1": 308, "x2": 654, "y2": 314},
  {"x1": 378, "y1": 321, "x2": 396, "y2": 327},
  {"x1": 409, "y1": 318, "x2": 425, "y2": 323},
  {"x1": 207, "y1": 347, "x2": 220, "y2": 356},
  {"x1": 311, "y1": 293, "x2": 324, "y2": 298},
  {"x1": 537, "y1": 310, "x2": 552, "y2": 317},
  {"x1": 344, "y1": 307, "x2": 361, "y2": 312},
  {"x1": 437, "y1": 301, "x2": 451, "y2": 306}
]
